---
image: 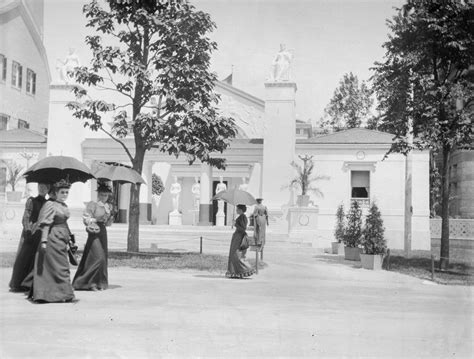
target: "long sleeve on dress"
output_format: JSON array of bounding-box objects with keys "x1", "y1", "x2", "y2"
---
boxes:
[
  {"x1": 83, "y1": 202, "x2": 98, "y2": 225},
  {"x1": 235, "y1": 215, "x2": 248, "y2": 233},
  {"x1": 21, "y1": 198, "x2": 34, "y2": 231},
  {"x1": 37, "y1": 201, "x2": 55, "y2": 243}
]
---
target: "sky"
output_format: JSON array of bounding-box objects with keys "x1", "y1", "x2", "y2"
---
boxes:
[{"x1": 43, "y1": 0, "x2": 405, "y2": 125}]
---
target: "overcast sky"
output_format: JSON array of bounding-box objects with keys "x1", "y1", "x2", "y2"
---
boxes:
[{"x1": 44, "y1": 0, "x2": 405, "y2": 125}]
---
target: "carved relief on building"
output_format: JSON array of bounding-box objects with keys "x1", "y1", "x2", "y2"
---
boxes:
[{"x1": 217, "y1": 94, "x2": 264, "y2": 139}]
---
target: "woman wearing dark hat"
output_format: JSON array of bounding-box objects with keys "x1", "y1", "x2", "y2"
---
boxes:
[
  {"x1": 9, "y1": 183, "x2": 50, "y2": 292},
  {"x1": 29, "y1": 179, "x2": 75, "y2": 303},
  {"x1": 226, "y1": 204, "x2": 255, "y2": 279},
  {"x1": 73, "y1": 182, "x2": 113, "y2": 291},
  {"x1": 252, "y1": 198, "x2": 268, "y2": 249}
]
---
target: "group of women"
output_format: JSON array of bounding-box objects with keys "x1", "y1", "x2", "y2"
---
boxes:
[
  {"x1": 9, "y1": 179, "x2": 114, "y2": 303},
  {"x1": 225, "y1": 198, "x2": 268, "y2": 279},
  {"x1": 9, "y1": 178, "x2": 268, "y2": 302}
]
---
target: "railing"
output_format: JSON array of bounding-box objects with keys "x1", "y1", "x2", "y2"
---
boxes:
[
  {"x1": 351, "y1": 198, "x2": 370, "y2": 207},
  {"x1": 430, "y1": 218, "x2": 474, "y2": 240}
]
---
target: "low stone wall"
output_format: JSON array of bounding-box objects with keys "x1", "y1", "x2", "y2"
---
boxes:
[{"x1": 430, "y1": 218, "x2": 474, "y2": 240}]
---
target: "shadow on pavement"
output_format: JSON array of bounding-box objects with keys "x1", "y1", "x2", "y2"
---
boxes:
[{"x1": 313, "y1": 254, "x2": 362, "y2": 269}]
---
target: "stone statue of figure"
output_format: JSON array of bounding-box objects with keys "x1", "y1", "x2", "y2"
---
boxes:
[
  {"x1": 239, "y1": 177, "x2": 248, "y2": 192},
  {"x1": 170, "y1": 176, "x2": 181, "y2": 213},
  {"x1": 271, "y1": 44, "x2": 293, "y2": 82},
  {"x1": 191, "y1": 176, "x2": 200, "y2": 209},
  {"x1": 215, "y1": 176, "x2": 227, "y2": 215},
  {"x1": 56, "y1": 48, "x2": 81, "y2": 84}
]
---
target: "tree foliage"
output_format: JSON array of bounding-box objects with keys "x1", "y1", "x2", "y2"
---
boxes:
[
  {"x1": 67, "y1": 0, "x2": 237, "y2": 251},
  {"x1": 371, "y1": 0, "x2": 473, "y2": 269},
  {"x1": 334, "y1": 203, "x2": 345, "y2": 243},
  {"x1": 343, "y1": 200, "x2": 362, "y2": 248},
  {"x1": 289, "y1": 155, "x2": 329, "y2": 196},
  {"x1": 361, "y1": 202, "x2": 386, "y2": 255},
  {"x1": 151, "y1": 173, "x2": 164, "y2": 196},
  {"x1": 319, "y1": 72, "x2": 373, "y2": 133}
]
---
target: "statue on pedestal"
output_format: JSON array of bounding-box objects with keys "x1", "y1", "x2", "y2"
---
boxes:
[
  {"x1": 191, "y1": 177, "x2": 200, "y2": 209},
  {"x1": 271, "y1": 44, "x2": 293, "y2": 82},
  {"x1": 215, "y1": 176, "x2": 227, "y2": 216},
  {"x1": 56, "y1": 48, "x2": 81, "y2": 84},
  {"x1": 239, "y1": 177, "x2": 248, "y2": 192},
  {"x1": 170, "y1": 176, "x2": 181, "y2": 214}
]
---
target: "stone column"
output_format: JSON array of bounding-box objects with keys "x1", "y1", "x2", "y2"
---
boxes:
[
  {"x1": 139, "y1": 161, "x2": 152, "y2": 223},
  {"x1": 48, "y1": 83, "x2": 88, "y2": 208},
  {"x1": 198, "y1": 163, "x2": 213, "y2": 226},
  {"x1": 262, "y1": 82, "x2": 297, "y2": 210}
]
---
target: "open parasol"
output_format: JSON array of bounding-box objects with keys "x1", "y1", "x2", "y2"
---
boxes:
[
  {"x1": 212, "y1": 188, "x2": 257, "y2": 206},
  {"x1": 24, "y1": 155, "x2": 95, "y2": 184},
  {"x1": 92, "y1": 162, "x2": 146, "y2": 184}
]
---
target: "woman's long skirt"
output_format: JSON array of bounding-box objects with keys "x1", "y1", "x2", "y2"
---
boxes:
[
  {"x1": 29, "y1": 225, "x2": 75, "y2": 302},
  {"x1": 226, "y1": 231, "x2": 255, "y2": 279},
  {"x1": 254, "y1": 215, "x2": 267, "y2": 247},
  {"x1": 9, "y1": 230, "x2": 41, "y2": 291},
  {"x1": 72, "y1": 223, "x2": 108, "y2": 290}
]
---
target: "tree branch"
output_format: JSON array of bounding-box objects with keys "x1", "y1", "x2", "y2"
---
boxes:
[{"x1": 99, "y1": 126, "x2": 134, "y2": 163}]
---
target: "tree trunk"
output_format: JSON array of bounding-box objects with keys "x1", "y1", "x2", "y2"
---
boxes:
[
  {"x1": 127, "y1": 146, "x2": 146, "y2": 252},
  {"x1": 127, "y1": 183, "x2": 141, "y2": 252},
  {"x1": 439, "y1": 145, "x2": 451, "y2": 270}
]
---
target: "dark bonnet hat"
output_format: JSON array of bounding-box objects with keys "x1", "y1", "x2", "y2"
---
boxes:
[
  {"x1": 53, "y1": 178, "x2": 71, "y2": 190},
  {"x1": 96, "y1": 183, "x2": 112, "y2": 193},
  {"x1": 236, "y1": 204, "x2": 247, "y2": 212}
]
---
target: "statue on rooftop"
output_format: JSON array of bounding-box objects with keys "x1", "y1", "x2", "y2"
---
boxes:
[{"x1": 271, "y1": 44, "x2": 293, "y2": 82}]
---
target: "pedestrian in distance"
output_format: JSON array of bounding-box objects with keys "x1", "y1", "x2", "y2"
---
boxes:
[
  {"x1": 9, "y1": 183, "x2": 50, "y2": 292},
  {"x1": 252, "y1": 198, "x2": 269, "y2": 249},
  {"x1": 28, "y1": 179, "x2": 75, "y2": 303},
  {"x1": 72, "y1": 183, "x2": 114, "y2": 291},
  {"x1": 226, "y1": 204, "x2": 255, "y2": 279}
]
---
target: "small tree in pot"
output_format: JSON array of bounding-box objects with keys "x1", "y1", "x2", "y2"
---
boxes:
[
  {"x1": 332, "y1": 203, "x2": 345, "y2": 255},
  {"x1": 343, "y1": 200, "x2": 362, "y2": 261},
  {"x1": 360, "y1": 202, "x2": 387, "y2": 270},
  {"x1": 289, "y1": 155, "x2": 329, "y2": 207},
  {"x1": 2, "y1": 160, "x2": 24, "y2": 202}
]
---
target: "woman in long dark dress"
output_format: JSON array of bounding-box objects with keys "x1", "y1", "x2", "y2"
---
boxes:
[
  {"x1": 252, "y1": 198, "x2": 269, "y2": 248},
  {"x1": 9, "y1": 183, "x2": 49, "y2": 292},
  {"x1": 72, "y1": 183, "x2": 113, "y2": 291},
  {"x1": 226, "y1": 204, "x2": 255, "y2": 279},
  {"x1": 29, "y1": 179, "x2": 75, "y2": 303}
]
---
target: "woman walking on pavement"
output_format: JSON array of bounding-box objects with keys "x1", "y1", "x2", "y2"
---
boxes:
[
  {"x1": 226, "y1": 204, "x2": 255, "y2": 279},
  {"x1": 73, "y1": 183, "x2": 114, "y2": 291},
  {"x1": 29, "y1": 179, "x2": 75, "y2": 303},
  {"x1": 9, "y1": 183, "x2": 49, "y2": 292},
  {"x1": 252, "y1": 198, "x2": 269, "y2": 249}
]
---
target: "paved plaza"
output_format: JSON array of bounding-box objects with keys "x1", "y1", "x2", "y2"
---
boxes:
[{"x1": 0, "y1": 222, "x2": 473, "y2": 358}]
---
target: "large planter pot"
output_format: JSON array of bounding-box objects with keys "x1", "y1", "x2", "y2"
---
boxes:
[
  {"x1": 6, "y1": 191, "x2": 22, "y2": 202},
  {"x1": 344, "y1": 246, "x2": 361, "y2": 261},
  {"x1": 360, "y1": 254, "x2": 384, "y2": 270},
  {"x1": 331, "y1": 242, "x2": 345, "y2": 255},
  {"x1": 296, "y1": 195, "x2": 310, "y2": 207}
]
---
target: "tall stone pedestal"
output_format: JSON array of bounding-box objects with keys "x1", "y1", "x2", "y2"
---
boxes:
[
  {"x1": 262, "y1": 82, "x2": 297, "y2": 211},
  {"x1": 216, "y1": 212, "x2": 225, "y2": 227},
  {"x1": 288, "y1": 206, "x2": 326, "y2": 249},
  {"x1": 169, "y1": 211, "x2": 182, "y2": 225}
]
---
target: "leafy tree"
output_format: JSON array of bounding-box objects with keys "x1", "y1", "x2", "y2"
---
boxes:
[
  {"x1": 361, "y1": 202, "x2": 387, "y2": 255},
  {"x1": 334, "y1": 203, "x2": 345, "y2": 243},
  {"x1": 151, "y1": 173, "x2": 164, "y2": 197},
  {"x1": 343, "y1": 200, "x2": 362, "y2": 248},
  {"x1": 289, "y1": 155, "x2": 329, "y2": 196},
  {"x1": 319, "y1": 72, "x2": 373, "y2": 133},
  {"x1": 67, "y1": 0, "x2": 237, "y2": 251},
  {"x1": 371, "y1": 0, "x2": 473, "y2": 269}
]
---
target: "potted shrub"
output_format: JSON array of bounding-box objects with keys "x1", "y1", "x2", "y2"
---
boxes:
[
  {"x1": 343, "y1": 200, "x2": 362, "y2": 261},
  {"x1": 331, "y1": 203, "x2": 345, "y2": 255},
  {"x1": 151, "y1": 173, "x2": 164, "y2": 206},
  {"x1": 360, "y1": 202, "x2": 387, "y2": 270},
  {"x1": 2, "y1": 160, "x2": 24, "y2": 202},
  {"x1": 289, "y1": 155, "x2": 329, "y2": 207}
]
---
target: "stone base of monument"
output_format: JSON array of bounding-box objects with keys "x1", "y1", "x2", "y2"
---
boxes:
[
  {"x1": 216, "y1": 212, "x2": 225, "y2": 227},
  {"x1": 287, "y1": 206, "x2": 323, "y2": 248},
  {"x1": 169, "y1": 211, "x2": 182, "y2": 226}
]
